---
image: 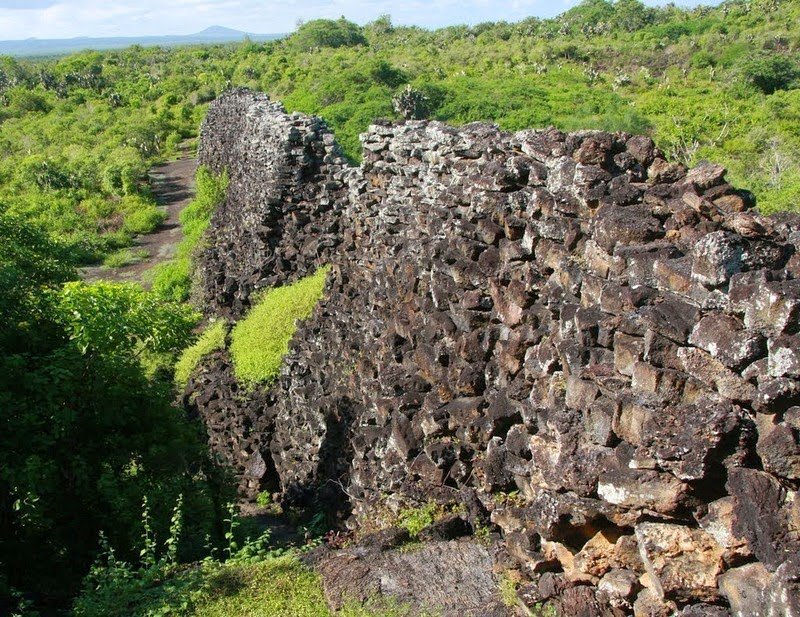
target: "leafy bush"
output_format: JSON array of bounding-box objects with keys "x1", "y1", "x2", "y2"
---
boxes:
[
  {"x1": 55, "y1": 281, "x2": 199, "y2": 355},
  {"x1": 150, "y1": 259, "x2": 192, "y2": 302},
  {"x1": 396, "y1": 502, "x2": 443, "y2": 538},
  {"x1": 289, "y1": 18, "x2": 367, "y2": 52},
  {"x1": 0, "y1": 212, "x2": 76, "y2": 346},
  {"x1": 121, "y1": 197, "x2": 166, "y2": 235},
  {"x1": 174, "y1": 319, "x2": 228, "y2": 387},
  {"x1": 0, "y1": 255, "x2": 213, "y2": 604},
  {"x1": 229, "y1": 266, "x2": 330, "y2": 387},
  {"x1": 736, "y1": 53, "x2": 799, "y2": 94}
]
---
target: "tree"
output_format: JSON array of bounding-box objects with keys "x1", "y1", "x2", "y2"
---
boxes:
[{"x1": 288, "y1": 18, "x2": 367, "y2": 52}]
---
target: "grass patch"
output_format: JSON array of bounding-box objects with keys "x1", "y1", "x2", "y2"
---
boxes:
[
  {"x1": 121, "y1": 197, "x2": 167, "y2": 235},
  {"x1": 229, "y1": 265, "x2": 330, "y2": 387},
  {"x1": 76, "y1": 550, "x2": 429, "y2": 617},
  {"x1": 174, "y1": 319, "x2": 229, "y2": 387},
  {"x1": 102, "y1": 247, "x2": 149, "y2": 268},
  {"x1": 193, "y1": 556, "x2": 329, "y2": 617}
]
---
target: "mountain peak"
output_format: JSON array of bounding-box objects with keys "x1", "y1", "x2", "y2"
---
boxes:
[{"x1": 197, "y1": 26, "x2": 243, "y2": 36}]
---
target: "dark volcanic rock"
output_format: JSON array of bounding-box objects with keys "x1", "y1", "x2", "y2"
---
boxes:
[{"x1": 186, "y1": 89, "x2": 800, "y2": 612}]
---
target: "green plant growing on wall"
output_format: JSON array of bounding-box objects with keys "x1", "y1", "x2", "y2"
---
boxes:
[
  {"x1": 396, "y1": 502, "x2": 444, "y2": 538},
  {"x1": 174, "y1": 318, "x2": 229, "y2": 387},
  {"x1": 229, "y1": 265, "x2": 330, "y2": 387}
]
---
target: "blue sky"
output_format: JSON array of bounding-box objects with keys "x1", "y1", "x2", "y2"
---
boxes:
[{"x1": 0, "y1": 0, "x2": 720, "y2": 41}]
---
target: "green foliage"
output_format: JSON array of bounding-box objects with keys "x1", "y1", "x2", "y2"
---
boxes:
[
  {"x1": 103, "y1": 247, "x2": 149, "y2": 268},
  {"x1": 76, "y1": 525, "x2": 423, "y2": 617},
  {"x1": 498, "y1": 574, "x2": 519, "y2": 608},
  {"x1": 3, "y1": 1, "x2": 800, "y2": 241},
  {"x1": 229, "y1": 265, "x2": 330, "y2": 387},
  {"x1": 54, "y1": 281, "x2": 199, "y2": 356},
  {"x1": 290, "y1": 18, "x2": 367, "y2": 52},
  {"x1": 0, "y1": 211, "x2": 76, "y2": 347},
  {"x1": 255, "y1": 491, "x2": 272, "y2": 508},
  {"x1": 396, "y1": 502, "x2": 443, "y2": 538},
  {"x1": 122, "y1": 200, "x2": 167, "y2": 236},
  {"x1": 75, "y1": 551, "x2": 327, "y2": 617},
  {"x1": 174, "y1": 319, "x2": 228, "y2": 387},
  {"x1": 736, "y1": 53, "x2": 799, "y2": 94},
  {"x1": 150, "y1": 166, "x2": 228, "y2": 302},
  {"x1": 0, "y1": 228, "x2": 216, "y2": 605},
  {"x1": 5, "y1": 1, "x2": 800, "y2": 609}
]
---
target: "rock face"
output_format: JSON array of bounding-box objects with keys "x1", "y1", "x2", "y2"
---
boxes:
[
  {"x1": 307, "y1": 535, "x2": 508, "y2": 617},
  {"x1": 187, "y1": 89, "x2": 800, "y2": 613}
]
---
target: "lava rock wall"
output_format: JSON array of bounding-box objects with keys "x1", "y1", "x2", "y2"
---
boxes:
[
  {"x1": 197, "y1": 88, "x2": 348, "y2": 317},
  {"x1": 188, "y1": 89, "x2": 800, "y2": 615}
]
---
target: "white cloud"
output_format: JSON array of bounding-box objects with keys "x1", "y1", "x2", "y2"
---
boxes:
[{"x1": 0, "y1": 0, "x2": 721, "y2": 41}]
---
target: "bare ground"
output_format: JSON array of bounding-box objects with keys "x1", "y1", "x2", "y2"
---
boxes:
[{"x1": 80, "y1": 156, "x2": 198, "y2": 287}]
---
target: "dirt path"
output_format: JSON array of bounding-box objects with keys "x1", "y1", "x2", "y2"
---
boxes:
[{"x1": 80, "y1": 156, "x2": 198, "y2": 286}]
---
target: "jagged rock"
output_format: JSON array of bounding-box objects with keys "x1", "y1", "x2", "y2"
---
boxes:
[
  {"x1": 691, "y1": 231, "x2": 743, "y2": 287},
  {"x1": 719, "y1": 562, "x2": 772, "y2": 617},
  {"x1": 677, "y1": 347, "x2": 756, "y2": 402},
  {"x1": 634, "y1": 523, "x2": 724, "y2": 602},
  {"x1": 726, "y1": 468, "x2": 800, "y2": 570},
  {"x1": 677, "y1": 605, "x2": 731, "y2": 617},
  {"x1": 598, "y1": 568, "x2": 639, "y2": 609},
  {"x1": 597, "y1": 469, "x2": 688, "y2": 514},
  {"x1": 632, "y1": 588, "x2": 677, "y2": 617},
  {"x1": 698, "y1": 497, "x2": 752, "y2": 562},
  {"x1": 186, "y1": 90, "x2": 800, "y2": 612},
  {"x1": 757, "y1": 416, "x2": 800, "y2": 481},
  {"x1": 689, "y1": 313, "x2": 765, "y2": 370},
  {"x1": 766, "y1": 557, "x2": 800, "y2": 617},
  {"x1": 685, "y1": 162, "x2": 727, "y2": 190}
]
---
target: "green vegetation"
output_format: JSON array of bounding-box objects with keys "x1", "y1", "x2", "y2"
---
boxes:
[
  {"x1": 3, "y1": 0, "x2": 800, "y2": 612},
  {"x1": 75, "y1": 501, "x2": 417, "y2": 617},
  {"x1": 229, "y1": 265, "x2": 330, "y2": 387},
  {"x1": 77, "y1": 548, "x2": 422, "y2": 616},
  {"x1": 0, "y1": 214, "x2": 231, "y2": 608},
  {"x1": 1, "y1": 0, "x2": 799, "y2": 270},
  {"x1": 76, "y1": 547, "x2": 330, "y2": 617},
  {"x1": 150, "y1": 166, "x2": 228, "y2": 301},
  {"x1": 291, "y1": 18, "x2": 368, "y2": 52},
  {"x1": 174, "y1": 319, "x2": 228, "y2": 387},
  {"x1": 396, "y1": 502, "x2": 445, "y2": 538},
  {"x1": 103, "y1": 247, "x2": 149, "y2": 267}
]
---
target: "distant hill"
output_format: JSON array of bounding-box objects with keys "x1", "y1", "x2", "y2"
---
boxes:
[{"x1": 0, "y1": 26, "x2": 284, "y2": 57}]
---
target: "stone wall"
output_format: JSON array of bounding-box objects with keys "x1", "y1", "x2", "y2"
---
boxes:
[
  {"x1": 197, "y1": 88, "x2": 348, "y2": 317},
  {"x1": 187, "y1": 89, "x2": 800, "y2": 615}
]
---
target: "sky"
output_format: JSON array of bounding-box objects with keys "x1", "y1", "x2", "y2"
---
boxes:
[{"x1": 0, "y1": 0, "x2": 720, "y2": 41}]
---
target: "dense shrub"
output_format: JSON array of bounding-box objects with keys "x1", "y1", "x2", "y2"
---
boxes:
[
  {"x1": 289, "y1": 18, "x2": 367, "y2": 52},
  {"x1": 0, "y1": 225, "x2": 221, "y2": 605},
  {"x1": 736, "y1": 53, "x2": 799, "y2": 94}
]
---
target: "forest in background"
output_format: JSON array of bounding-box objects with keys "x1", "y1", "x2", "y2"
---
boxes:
[{"x1": 1, "y1": 0, "x2": 800, "y2": 613}]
